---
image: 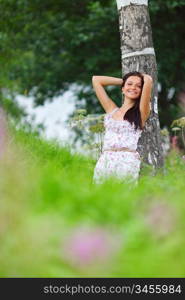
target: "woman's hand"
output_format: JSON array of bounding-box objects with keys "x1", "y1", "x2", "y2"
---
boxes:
[{"x1": 142, "y1": 73, "x2": 153, "y2": 83}]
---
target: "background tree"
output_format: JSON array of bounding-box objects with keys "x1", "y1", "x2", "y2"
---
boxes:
[
  {"x1": 116, "y1": 0, "x2": 163, "y2": 167},
  {"x1": 0, "y1": 0, "x2": 185, "y2": 127}
]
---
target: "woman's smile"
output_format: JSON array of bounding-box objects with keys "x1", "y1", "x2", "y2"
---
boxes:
[{"x1": 122, "y1": 76, "x2": 142, "y2": 99}]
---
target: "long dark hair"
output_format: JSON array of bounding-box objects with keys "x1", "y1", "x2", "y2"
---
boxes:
[{"x1": 121, "y1": 71, "x2": 144, "y2": 130}]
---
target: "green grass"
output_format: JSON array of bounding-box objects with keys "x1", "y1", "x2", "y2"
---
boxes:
[{"x1": 0, "y1": 124, "x2": 185, "y2": 277}]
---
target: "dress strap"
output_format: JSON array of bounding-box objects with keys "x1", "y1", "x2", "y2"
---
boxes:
[{"x1": 108, "y1": 107, "x2": 119, "y2": 116}]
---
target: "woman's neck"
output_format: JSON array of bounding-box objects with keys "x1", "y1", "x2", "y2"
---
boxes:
[{"x1": 120, "y1": 97, "x2": 135, "y2": 112}]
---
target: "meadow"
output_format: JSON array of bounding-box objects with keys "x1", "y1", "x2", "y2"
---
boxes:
[{"x1": 0, "y1": 123, "x2": 185, "y2": 278}]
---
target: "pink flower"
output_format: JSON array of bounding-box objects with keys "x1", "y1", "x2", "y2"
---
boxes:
[{"x1": 62, "y1": 225, "x2": 121, "y2": 268}]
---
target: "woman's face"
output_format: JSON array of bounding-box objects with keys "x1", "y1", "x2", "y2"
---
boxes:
[{"x1": 122, "y1": 76, "x2": 142, "y2": 100}]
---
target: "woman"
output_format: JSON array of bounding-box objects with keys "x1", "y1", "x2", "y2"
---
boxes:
[{"x1": 92, "y1": 71, "x2": 153, "y2": 184}]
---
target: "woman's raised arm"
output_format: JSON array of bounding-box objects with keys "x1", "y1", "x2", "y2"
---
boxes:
[
  {"x1": 139, "y1": 74, "x2": 153, "y2": 128},
  {"x1": 92, "y1": 76, "x2": 123, "y2": 113}
]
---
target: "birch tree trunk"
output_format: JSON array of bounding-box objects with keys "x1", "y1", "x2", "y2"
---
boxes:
[{"x1": 116, "y1": 0, "x2": 163, "y2": 168}]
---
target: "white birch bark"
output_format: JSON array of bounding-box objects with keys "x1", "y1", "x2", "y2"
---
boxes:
[{"x1": 116, "y1": 0, "x2": 163, "y2": 167}]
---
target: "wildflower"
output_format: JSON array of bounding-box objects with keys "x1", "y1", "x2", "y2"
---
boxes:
[
  {"x1": 62, "y1": 225, "x2": 121, "y2": 268},
  {"x1": 171, "y1": 136, "x2": 179, "y2": 151},
  {"x1": 74, "y1": 109, "x2": 87, "y2": 116},
  {"x1": 171, "y1": 117, "x2": 185, "y2": 129}
]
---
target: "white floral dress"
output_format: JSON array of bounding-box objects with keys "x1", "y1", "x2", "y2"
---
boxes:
[{"x1": 93, "y1": 107, "x2": 142, "y2": 184}]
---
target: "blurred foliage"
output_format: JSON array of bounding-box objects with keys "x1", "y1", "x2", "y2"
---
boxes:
[
  {"x1": 150, "y1": 1, "x2": 185, "y2": 127},
  {"x1": 0, "y1": 0, "x2": 185, "y2": 127},
  {"x1": 171, "y1": 117, "x2": 185, "y2": 149},
  {"x1": 1, "y1": 124, "x2": 185, "y2": 276},
  {"x1": 1, "y1": 96, "x2": 26, "y2": 121},
  {"x1": 69, "y1": 109, "x2": 105, "y2": 156},
  {"x1": 171, "y1": 117, "x2": 185, "y2": 129}
]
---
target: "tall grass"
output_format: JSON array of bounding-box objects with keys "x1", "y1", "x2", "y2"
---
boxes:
[{"x1": 0, "y1": 123, "x2": 185, "y2": 277}]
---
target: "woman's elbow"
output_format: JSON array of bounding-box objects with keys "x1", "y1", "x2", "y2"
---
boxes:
[
  {"x1": 92, "y1": 75, "x2": 98, "y2": 82},
  {"x1": 92, "y1": 76, "x2": 100, "y2": 85}
]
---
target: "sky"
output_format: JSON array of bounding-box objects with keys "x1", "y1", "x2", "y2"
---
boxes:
[{"x1": 15, "y1": 90, "x2": 76, "y2": 147}]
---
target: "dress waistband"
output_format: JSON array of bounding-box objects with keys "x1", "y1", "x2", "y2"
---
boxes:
[{"x1": 103, "y1": 147, "x2": 137, "y2": 153}]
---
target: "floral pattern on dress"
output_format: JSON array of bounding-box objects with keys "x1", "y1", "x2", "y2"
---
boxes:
[{"x1": 93, "y1": 107, "x2": 142, "y2": 184}]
